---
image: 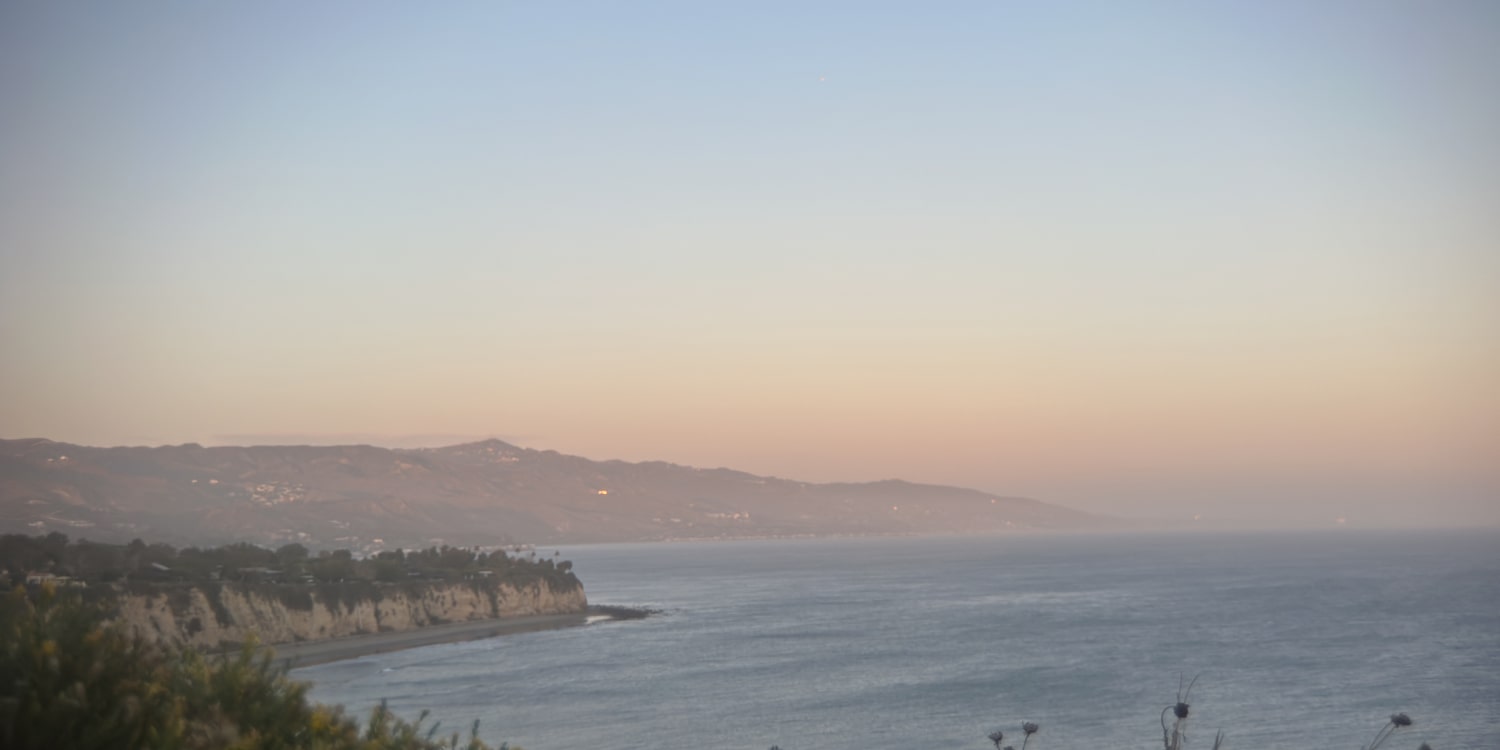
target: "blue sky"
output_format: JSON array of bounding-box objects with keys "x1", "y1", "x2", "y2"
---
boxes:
[{"x1": 2, "y1": 1, "x2": 1496, "y2": 526}]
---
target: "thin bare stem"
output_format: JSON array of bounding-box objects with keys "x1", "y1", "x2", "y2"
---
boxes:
[
  {"x1": 1367, "y1": 713, "x2": 1416, "y2": 750},
  {"x1": 1180, "y1": 674, "x2": 1200, "y2": 705}
]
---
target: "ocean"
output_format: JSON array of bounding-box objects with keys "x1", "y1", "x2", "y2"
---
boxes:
[{"x1": 296, "y1": 530, "x2": 1500, "y2": 749}]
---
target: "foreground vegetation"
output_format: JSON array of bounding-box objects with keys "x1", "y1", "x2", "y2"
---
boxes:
[
  {"x1": 979, "y1": 676, "x2": 1432, "y2": 750},
  {"x1": 0, "y1": 583, "x2": 512, "y2": 749}
]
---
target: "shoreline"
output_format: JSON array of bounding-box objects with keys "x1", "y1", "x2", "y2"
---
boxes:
[{"x1": 268, "y1": 612, "x2": 591, "y2": 668}]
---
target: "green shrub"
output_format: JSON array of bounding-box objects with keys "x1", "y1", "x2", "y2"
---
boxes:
[{"x1": 0, "y1": 584, "x2": 509, "y2": 750}]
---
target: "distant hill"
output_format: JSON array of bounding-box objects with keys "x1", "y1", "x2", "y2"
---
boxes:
[{"x1": 0, "y1": 438, "x2": 1108, "y2": 549}]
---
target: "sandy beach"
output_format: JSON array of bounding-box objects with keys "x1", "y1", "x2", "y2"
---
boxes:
[{"x1": 265, "y1": 613, "x2": 591, "y2": 668}]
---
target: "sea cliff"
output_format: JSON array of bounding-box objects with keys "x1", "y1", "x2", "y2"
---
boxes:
[{"x1": 111, "y1": 579, "x2": 588, "y2": 651}]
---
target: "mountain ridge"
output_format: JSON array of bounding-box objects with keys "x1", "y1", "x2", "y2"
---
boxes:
[{"x1": 0, "y1": 437, "x2": 1108, "y2": 549}]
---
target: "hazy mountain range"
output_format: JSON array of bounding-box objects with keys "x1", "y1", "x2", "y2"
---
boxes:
[{"x1": 0, "y1": 438, "x2": 1107, "y2": 549}]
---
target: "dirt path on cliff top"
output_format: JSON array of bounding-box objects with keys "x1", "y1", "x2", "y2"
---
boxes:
[{"x1": 262, "y1": 613, "x2": 591, "y2": 668}]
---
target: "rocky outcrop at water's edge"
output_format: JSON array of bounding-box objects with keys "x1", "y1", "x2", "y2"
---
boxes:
[{"x1": 111, "y1": 579, "x2": 587, "y2": 651}]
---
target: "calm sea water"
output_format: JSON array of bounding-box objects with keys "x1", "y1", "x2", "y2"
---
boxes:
[{"x1": 297, "y1": 531, "x2": 1500, "y2": 749}]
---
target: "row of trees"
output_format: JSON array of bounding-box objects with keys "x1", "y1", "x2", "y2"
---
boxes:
[{"x1": 0, "y1": 533, "x2": 576, "y2": 589}]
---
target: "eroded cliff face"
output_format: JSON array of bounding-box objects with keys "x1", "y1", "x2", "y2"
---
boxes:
[{"x1": 113, "y1": 579, "x2": 587, "y2": 650}]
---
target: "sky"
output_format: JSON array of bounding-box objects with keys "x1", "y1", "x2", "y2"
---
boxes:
[{"x1": 2, "y1": 2, "x2": 1496, "y2": 528}]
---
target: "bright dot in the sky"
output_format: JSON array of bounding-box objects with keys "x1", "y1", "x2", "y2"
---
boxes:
[{"x1": 818, "y1": 75, "x2": 826, "y2": 82}]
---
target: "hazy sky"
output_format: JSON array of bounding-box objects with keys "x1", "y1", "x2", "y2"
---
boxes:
[{"x1": 2, "y1": 2, "x2": 1496, "y2": 527}]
